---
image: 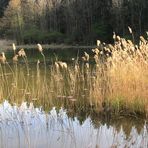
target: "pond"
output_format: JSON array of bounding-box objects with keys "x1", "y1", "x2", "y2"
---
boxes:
[
  {"x1": 5, "y1": 47, "x2": 93, "y2": 63},
  {"x1": 0, "y1": 101, "x2": 147, "y2": 148},
  {"x1": 1, "y1": 45, "x2": 148, "y2": 147}
]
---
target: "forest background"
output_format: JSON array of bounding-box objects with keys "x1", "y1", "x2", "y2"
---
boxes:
[{"x1": 0, "y1": 0, "x2": 148, "y2": 45}]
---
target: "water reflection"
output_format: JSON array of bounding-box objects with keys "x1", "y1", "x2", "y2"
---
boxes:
[
  {"x1": 0, "y1": 101, "x2": 147, "y2": 148},
  {"x1": 6, "y1": 48, "x2": 89, "y2": 63}
]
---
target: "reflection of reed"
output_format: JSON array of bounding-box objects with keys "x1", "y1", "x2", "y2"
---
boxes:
[{"x1": 0, "y1": 101, "x2": 147, "y2": 148}]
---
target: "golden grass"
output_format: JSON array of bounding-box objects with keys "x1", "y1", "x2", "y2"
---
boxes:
[{"x1": 0, "y1": 36, "x2": 148, "y2": 116}]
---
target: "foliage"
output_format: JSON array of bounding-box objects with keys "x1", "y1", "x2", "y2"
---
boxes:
[
  {"x1": 91, "y1": 23, "x2": 113, "y2": 43},
  {"x1": 0, "y1": 0, "x2": 9, "y2": 17},
  {"x1": 23, "y1": 26, "x2": 65, "y2": 44},
  {"x1": 0, "y1": 0, "x2": 148, "y2": 44}
]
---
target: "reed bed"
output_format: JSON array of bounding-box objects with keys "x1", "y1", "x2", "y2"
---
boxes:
[{"x1": 0, "y1": 35, "x2": 148, "y2": 117}]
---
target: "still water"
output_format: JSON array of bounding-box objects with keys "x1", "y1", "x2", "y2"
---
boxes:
[
  {"x1": 5, "y1": 47, "x2": 93, "y2": 63},
  {"x1": 1, "y1": 47, "x2": 148, "y2": 148},
  {"x1": 0, "y1": 101, "x2": 147, "y2": 148}
]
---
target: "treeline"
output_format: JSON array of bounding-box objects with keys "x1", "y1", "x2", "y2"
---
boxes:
[{"x1": 0, "y1": 0, "x2": 148, "y2": 44}]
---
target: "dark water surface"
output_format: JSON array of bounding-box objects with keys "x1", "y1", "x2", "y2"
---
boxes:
[{"x1": 5, "y1": 47, "x2": 93, "y2": 63}]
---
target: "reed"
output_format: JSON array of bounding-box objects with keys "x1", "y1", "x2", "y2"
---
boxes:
[{"x1": 0, "y1": 35, "x2": 148, "y2": 117}]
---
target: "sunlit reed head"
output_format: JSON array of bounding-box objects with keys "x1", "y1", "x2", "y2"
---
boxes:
[
  {"x1": 12, "y1": 43, "x2": 16, "y2": 51},
  {"x1": 37, "y1": 44, "x2": 43, "y2": 52},
  {"x1": 97, "y1": 40, "x2": 101, "y2": 46},
  {"x1": 128, "y1": 26, "x2": 133, "y2": 34},
  {"x1": 13, "y1": 54, "x2": 18, "y2": 63},
  {"x1": 0, "y1": 52, "x2": 6, "y2": 63},
  {"x1": 18, "y1": 49, "x2": 26, "y2": 57}
]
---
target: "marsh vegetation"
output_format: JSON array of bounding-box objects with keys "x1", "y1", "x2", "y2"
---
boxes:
[
  {"x1": 0, "y1": 1, "x2": 148, "y2": 147},
  {"x1": 0, "y1": 33, "x2": 148, "y2": 117},
  {"x1": 0, "y1": 32, "x2": 148, "y2": 147}
]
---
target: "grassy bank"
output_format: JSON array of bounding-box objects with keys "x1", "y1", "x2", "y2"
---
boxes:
[{"x1": 0, "y1": 35, "x2": 148, "y2": 118}]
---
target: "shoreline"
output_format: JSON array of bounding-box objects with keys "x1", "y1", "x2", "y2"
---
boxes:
[{"x1": 0, "y1": 44, "x2": 97, "y2": 51}]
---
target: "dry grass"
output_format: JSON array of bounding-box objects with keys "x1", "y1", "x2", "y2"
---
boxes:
[{"x1": 0, "y1": 35, "x2": 148, "y2": 117}]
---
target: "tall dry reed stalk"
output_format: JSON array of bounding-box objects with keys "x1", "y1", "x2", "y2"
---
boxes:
[{"x1": 0, "y1": 34, "x2": 148, "y2": 116}]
